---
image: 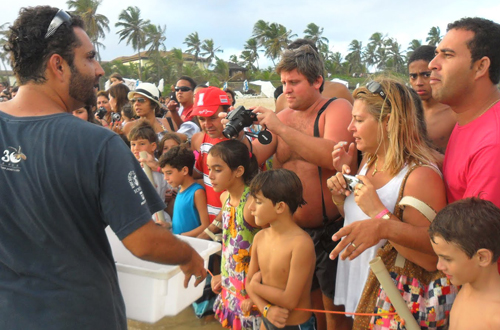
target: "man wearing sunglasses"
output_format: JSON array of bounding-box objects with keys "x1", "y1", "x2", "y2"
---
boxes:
[
  {"x1": 0, "y1": 6, "x2": 205, "y2": 329},
  {"x1": 165, "y1": 75, "x2": 200, "y2": 138}
]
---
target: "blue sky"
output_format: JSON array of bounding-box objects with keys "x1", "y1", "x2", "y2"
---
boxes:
[{"x1": 4, "y1": 0, "x2": 500, "y2": 68}]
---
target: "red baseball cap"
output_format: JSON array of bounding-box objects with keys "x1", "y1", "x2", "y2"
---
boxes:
[{"x1": 192, "y1": 87, "x2": 230, "y2": 117}]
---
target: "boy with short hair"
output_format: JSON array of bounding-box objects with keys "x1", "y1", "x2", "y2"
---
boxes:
[
  {"x1": 247, "y1": 169, "x2": 316, "y2": 330},
  {"x1": 128, "y1": 120, "x2": 172, "y2": 225},
  {"x1": 159, "y1": 146, "x2": 210, "y2": 237},
  {"x1": 429, "y1": 197, "x2": 500, "y2": 330}
]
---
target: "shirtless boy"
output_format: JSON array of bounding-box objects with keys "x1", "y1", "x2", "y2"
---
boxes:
[
  {"x1": 247, "y1": 169, "x2": 316, "y2": 330},
  {"x1": 408, "y1": 45, "x2": 456, "y2": 153},
  {"x1": 429, "y1": 198, "x2": 500, "y2": 330}
]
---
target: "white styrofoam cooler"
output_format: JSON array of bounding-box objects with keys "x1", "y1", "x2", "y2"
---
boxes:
[{"x1": 105, "y1": 227, "x2": 221, "y2": 323}]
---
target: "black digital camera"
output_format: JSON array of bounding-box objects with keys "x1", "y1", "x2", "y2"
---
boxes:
[
  {"x1": 111, "y1": 112, "x2": 121, "y2": 123},
  {"x1": 95, "y1": 107, "x2": 107, "y2": 119},
  {"x1": 222, "y1": 106, "x2": 257, "y2": 139}
]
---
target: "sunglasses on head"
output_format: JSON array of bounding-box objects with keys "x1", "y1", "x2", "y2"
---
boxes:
[
  {"x1": 366, "y1": 81, "x2": 387, "y2": 100},
  {"x1": 131, "y1": 97, "x2": 147, "y2": 104},
  {"x1": 175, "y1": 86, "x2": 192, "y2": 92},
  {"x1": 45, "y1": 9, "x2": 72, "y2": 39}
]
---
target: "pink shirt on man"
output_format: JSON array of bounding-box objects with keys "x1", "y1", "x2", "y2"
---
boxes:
[{"x1": 443, "y1": 102, "x2": 500, "y2": 206}]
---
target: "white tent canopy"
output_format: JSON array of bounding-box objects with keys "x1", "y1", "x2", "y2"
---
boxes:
[{"x1": 250, "y1": 80, "x2": 276, "y2": 98}]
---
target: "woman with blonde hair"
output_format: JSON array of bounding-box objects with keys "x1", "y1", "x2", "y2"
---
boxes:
[{"x1": 327, "y1": 77, "x2": 451, "y2": 329}]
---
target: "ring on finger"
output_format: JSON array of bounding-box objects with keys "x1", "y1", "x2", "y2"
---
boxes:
[{"x1": 351, "y1": 242, "x2": 357, "y2": 249}]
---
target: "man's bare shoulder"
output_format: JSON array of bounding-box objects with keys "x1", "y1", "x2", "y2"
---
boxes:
[
  {"x1": 427, "y1": 102, "x2": 455, "y2": 116},
  {"x1": 323, "y1": 81, "x2": 354, "y2": 104}
]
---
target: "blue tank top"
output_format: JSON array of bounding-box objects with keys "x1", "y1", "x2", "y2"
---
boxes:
[{"x1": 172, "y1": 182, "x2": 204, "y2": 235}]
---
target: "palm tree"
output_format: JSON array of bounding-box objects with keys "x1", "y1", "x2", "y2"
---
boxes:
[
  {"x1": 240, "y1": 50, "x2": 257, "y2": 70},
  {"x1": 386, "y1": 38, "x2": 406, "y2": 73},
  {"x1": 66, "y1": 0, "x2": 109, "y2": 62},
  {"x1": 213, "y1": 57, "x2": 230, "y2": 82},
  {"x1": 406, "y1": 39, "x2": 422, "y2": 59},
  {"x1": 0, "y1": 23, "x2": 10, "y2": 81},
  {"x1": 317, "y1": 43, "x2": 331, "y2": 64},
  {"x1": 169, "y1": 47, "x2": 185, "y2": 76},
  {"x1": 229, "y1": 55, "x2": 238, "y2": 63},
  {"x1": 184, "y1": 32, "x2": 202, "y2": 65},
  {"x1": 252, "y1": 20, "x2": 270, "y2": 47},
  {"x1": 144, "y1": 24, "x2": 167, "y2": 80},
  {"x1": 363, "y1": 43, "x2": 379, "y2": 70},
  {"x1": 426, "y1": 26, "x2": 442, "y2": 46},
  {"x1": 345, "y1": 39, "x2": 365, "y2": 74},
  {"x1": 200, "y1": 39, "x2": 223, "y2": 68},
  {"x1": 262, "y1": 23, "x2": 297, "y2": 66},
  {"x1": 303, "y1": 23, "x2": 329, "y2": 50},
  {"x1": 368, "y1": 32, "x2": 386, "y2": 50},
  {"x1": 115, "y1": 6, "x2": 151, "y2": 80},
  {"x1": 243, "y1": 38, "x2": 261, "y2": 69}
]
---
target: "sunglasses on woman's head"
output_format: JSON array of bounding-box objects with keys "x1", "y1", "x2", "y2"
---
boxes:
[
  {"x1": 131, "y1": 97, "x2": 147, "y2": 104},
  {"x1": 366, "y1": 81, "x2": 387, "y2": 100},
  {"x1": 175, "y1": 86, "x2": 192, "y2": 92}
]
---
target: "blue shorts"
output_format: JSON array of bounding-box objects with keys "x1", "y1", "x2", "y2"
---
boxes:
[{"x1": 262, "y1": 315, "x2": 316, "y2": 330}]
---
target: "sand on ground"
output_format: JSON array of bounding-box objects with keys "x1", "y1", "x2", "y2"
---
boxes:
[{"x1": 234, "y1": 97, "x2": 275, "y2": 111}]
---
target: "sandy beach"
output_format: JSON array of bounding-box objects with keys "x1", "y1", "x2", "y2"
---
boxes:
[{"x1": 234, "y1": 96, "x2": 275, "y2": 111}]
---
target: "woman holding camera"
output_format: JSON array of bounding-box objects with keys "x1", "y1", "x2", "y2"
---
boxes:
[
  {"x1": 326, "y1": 78, "x2": 447, "y2": 328},
  {"x1": 95, "y1": 90, "x2": 112, "y2": 127}
]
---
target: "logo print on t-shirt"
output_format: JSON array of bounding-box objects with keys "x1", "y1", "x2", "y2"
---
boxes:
[
  {"x1": 1, "y1": 146, "x2": 27, "y2": 173},
  {"x1": 128, "y1": 171, "x2": 146, "y2": 205}
]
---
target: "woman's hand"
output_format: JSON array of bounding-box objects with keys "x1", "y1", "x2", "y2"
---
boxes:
[
  {"x1": 352, "y1": 175, "x2": 386, "y2": 218},
  {"x1": 327, "y1": 164, "x2": 353, "y2": 197},
  {"x1": 332, "y1": 141, "x2": 356, "y2": 172},
  {"x1": 211, "y1": 274, "x2": 222, "y2": 294},
  {"x1": 109, "y1": 121, "x2": 123, "y2": 134}
]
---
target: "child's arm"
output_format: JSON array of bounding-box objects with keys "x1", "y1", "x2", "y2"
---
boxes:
[
  {"x1": 247, "y1": 233, "x2": 290, "y2": 327},
  {"x1": 181, "y1": 188, "x2": 210, "y2": 237},
  {"x1": 248, "y1": 235, "x2": 315, "y2": 311}
]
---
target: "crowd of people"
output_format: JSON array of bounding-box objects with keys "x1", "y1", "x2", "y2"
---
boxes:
[{"x1": 1, "y1": 5, "x2": 500, "y2": 330}]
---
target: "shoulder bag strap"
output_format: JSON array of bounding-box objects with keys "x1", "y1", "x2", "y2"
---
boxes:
[{"x1": 314, "y1": 98, "x2": 337, "y2": 225}]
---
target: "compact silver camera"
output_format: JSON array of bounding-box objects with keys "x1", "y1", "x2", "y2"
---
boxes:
[{"x1": 343, "y1": 174, "x2": 362, "y2": 192}]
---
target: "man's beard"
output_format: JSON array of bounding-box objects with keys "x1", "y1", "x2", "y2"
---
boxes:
[{"x1": 69, "y1": 64, "x2": 97, "y2": 107}]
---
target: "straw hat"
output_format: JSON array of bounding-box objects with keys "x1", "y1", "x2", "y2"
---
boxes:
[{"x1": 127, "y1": 83, "x2": 161, "y2": 107}]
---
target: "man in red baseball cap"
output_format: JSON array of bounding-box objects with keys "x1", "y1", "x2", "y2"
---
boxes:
[{"x1": 191, "y1": 87, "x2": 231, "y2": 224}]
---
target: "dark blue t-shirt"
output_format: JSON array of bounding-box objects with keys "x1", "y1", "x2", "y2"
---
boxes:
[{"x1": 0, "y1": 111, "x2": 165, "y2": 329}]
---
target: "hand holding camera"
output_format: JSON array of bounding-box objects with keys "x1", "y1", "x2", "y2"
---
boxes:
[{"x1": 222, "y1": 106, "x2": 272, "y2": 145}]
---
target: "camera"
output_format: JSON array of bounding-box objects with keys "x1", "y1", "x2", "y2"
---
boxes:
[
  {"x1": 95, "y1": 107, "x2": 107, "y2": 119},
  {"x1": 222, "y1": 106, "x2": 257, "y2": 139},
  {"x1": 111, "y1": 112, "x2": 121, "y2": 123},
  {"x1": 343, "y1": 174, "x2": 362, "y2": 192}
]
